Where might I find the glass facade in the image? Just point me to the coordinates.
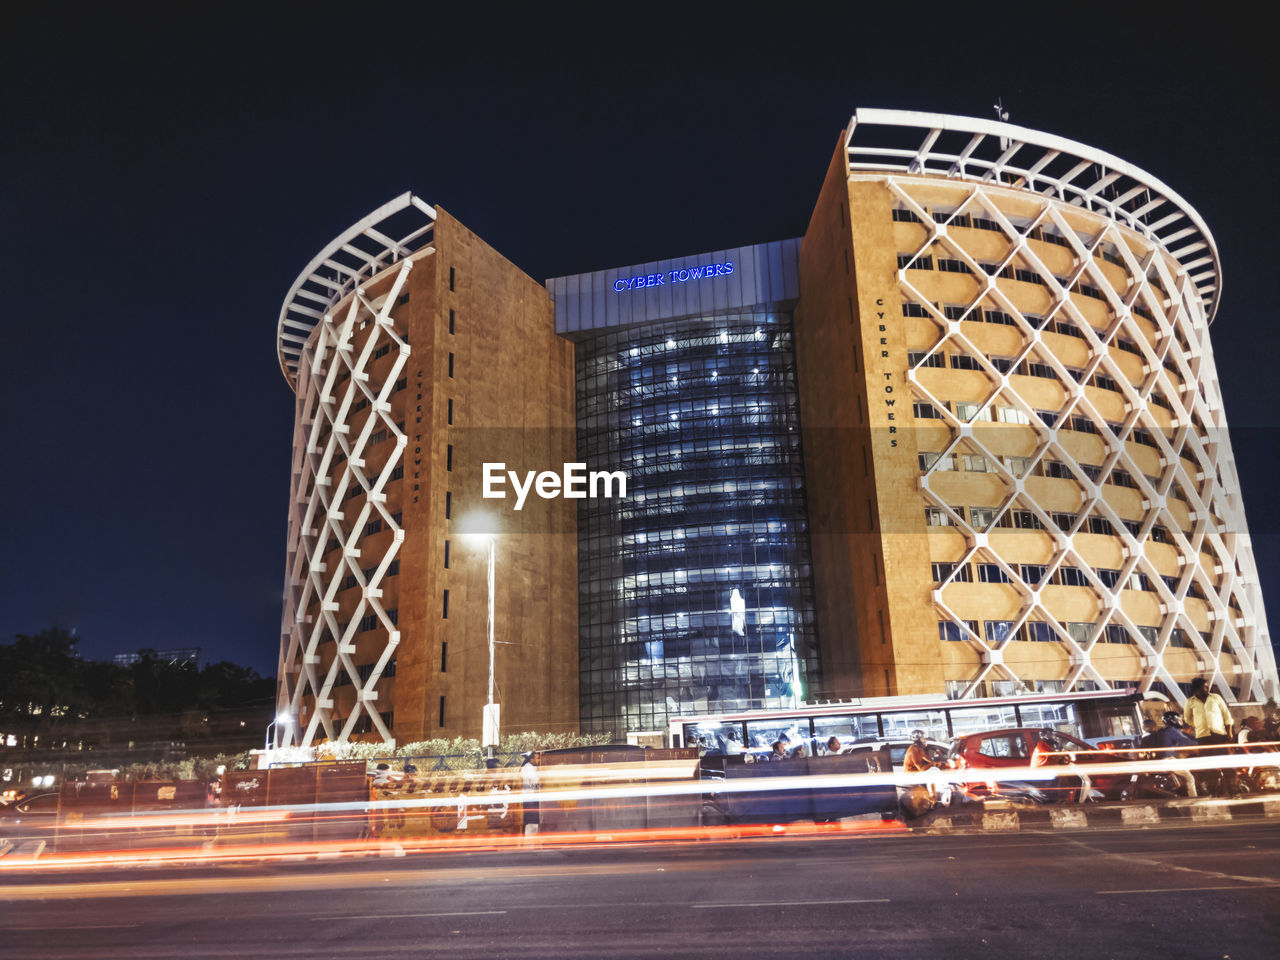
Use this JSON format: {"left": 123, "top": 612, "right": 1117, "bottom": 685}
{"left": 575, "top": 309, "right": 819, "bottom": 736}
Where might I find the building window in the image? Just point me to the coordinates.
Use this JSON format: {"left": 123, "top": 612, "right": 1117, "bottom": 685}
{"left": 902, "top": 302, "right": 930, "bottom": 318}
{"left": 984, "top": 621, "right": 1014, "bottom": 645}
{"left": 925, "top": 506, "right": 958, "bottom": 526}
{"left": 932, "top": 562, "right": 972, "bottom": 583}
{"left": 441, "top": 641, "right": 448, "bottom": 672}
{"left": 445, "top": 491, "right": 452, "bottom": 519}
{"left": 950, "top": 354, "right": 982, "bottom": 371}
{"left": 984, "top": 309, "right": 1016, "bottom": 326}
{"left": 1003, "top": 456, "right": 1032, "bottom": 477}
{"left": 1054, "top": 567, "right": 1089, "bottom": 587}
{"left": 1020, "top": 621, "right": 1054, "bottom": 642}
{"left": 447, "top": 398, "right": 454, "bottom": 424}
{"left": 448, "top": 353, "right": 454, "bottom": 377}
{"left": 442, "top": 589, "right": 450, "bottom": 619}
{"left": 449, "top": 266, "right": 455, "bottom": 291}
{"left": 913, "top": 401, "right": 942, "bottom": 419}
{"left": 373, "top": 343, "right": 390, "bottom": 360}
{"left": 1109, "top": 469, "right": 1137, "bottom": 489}
{"left": 443, "top": 539, "right": 451, "bottom": 568}
{"left": 996, "top": 510, "right": 1042, "bottom": 530}
{"left": 446, "top": 444, "right": 453, "bottom": 471}
{"left": 449, "top": 308, "right": 455, "bottom": 334}
{"left": 439, "top": 696, "right": 447, "bottom": 727}
{"left": 396, "top": 293, "right": 410, "bottom": 306}
{"left": 1085, "top": 516, "right": 1113, "bottom": 535}
{"left": 908, "top": 351, "right": 945, "bottom": 368}
{"left": 939, "top": 620, "right": 978, "bottom": 642}
{"left": 1104, "top": 625, "right": 1130, "bottom": 644}
{"left": 388, "top": 465, "right": 404, "bottom": 482}
{"left": 897, "top": 253, "right": 933, "bottom": 270}
{"left": 1021, "top": 564, "right": 1048, "bottom": 585}
{"left": 995, "top": 406, "right": 1029, "bottom": 425}
{"left": 357, "top": 610, "right": 397, "bottom": 633}
{"left": 953, "top": 402, "right": 989, "bottom": 422}
{"left": 968, "top": 507, "right": 995, "bottom": 530}
{"left": 976, "top": 563, "right": 1010, "bottom": 583}
{"left": 918, "top": 451, "right": 956, "bottom": 472}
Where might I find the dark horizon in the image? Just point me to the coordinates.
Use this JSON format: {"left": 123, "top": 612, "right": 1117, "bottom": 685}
{"left": 2, "top": 5, "right": 1275, "bottom": 679}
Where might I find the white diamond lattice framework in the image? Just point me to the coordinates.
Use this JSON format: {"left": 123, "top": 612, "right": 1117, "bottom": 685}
{"left": 277, "top": 194, "right": 436, "bottom": 746}
{"left": 869, "top": 165, "right": 1274, "bottom": 705}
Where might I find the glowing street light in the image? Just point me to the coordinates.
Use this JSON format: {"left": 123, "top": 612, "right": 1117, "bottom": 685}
{"left": 265, "top": 713, "right": 293, "bottom": 751}
{"left": 459, "top": 511, "right": 500, "bottom": 763}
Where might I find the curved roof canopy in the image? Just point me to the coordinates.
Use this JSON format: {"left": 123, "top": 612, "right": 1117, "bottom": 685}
{"left": 845, "top": 108, "right": 1221, "bottom": 323}
{"left": 277, "top": 192, "right": 436, "bottom": 387}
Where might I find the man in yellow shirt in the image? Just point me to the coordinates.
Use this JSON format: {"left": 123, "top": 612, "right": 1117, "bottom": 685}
{"left": 1183, "top": 677, "right": 1236, "bottom": 796}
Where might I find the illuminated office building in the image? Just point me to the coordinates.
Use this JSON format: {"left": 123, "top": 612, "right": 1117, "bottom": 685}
{"left": 550, "top": 243, "right": 820, "bottom": 734}
{"left": 789, "top": 109, "right": 1275, "bottom": 708}
{"left": 275, "top": 110, "right": 1277, "bottom": 744}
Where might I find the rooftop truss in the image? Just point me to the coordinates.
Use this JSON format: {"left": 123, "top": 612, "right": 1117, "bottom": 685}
{"left": 845, "top": 109, "right": 1222, "bottom": 323}
{"left": 277, "top": 192, "right": 435, "bottom": 388}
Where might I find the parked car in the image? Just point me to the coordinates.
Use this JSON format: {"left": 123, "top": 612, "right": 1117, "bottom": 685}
{"left": 950, "top": 728, "right": 1129, "bottom": 801}
{"left": 0, "top": 791, "right": 60, "bottom": 823}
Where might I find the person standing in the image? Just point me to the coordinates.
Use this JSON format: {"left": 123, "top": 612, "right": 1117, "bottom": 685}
{"left": 1184, "top": 677, "right": 1235, "bottom": 796}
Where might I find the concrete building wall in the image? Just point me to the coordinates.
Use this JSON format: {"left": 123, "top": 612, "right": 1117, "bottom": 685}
{"left": 794, "top": 142, "right": 943, "bottom": 700}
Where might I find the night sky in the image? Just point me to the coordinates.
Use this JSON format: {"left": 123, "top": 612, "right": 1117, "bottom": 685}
{"left": 2, "top": 6, "right": 1275, "bottom": 678}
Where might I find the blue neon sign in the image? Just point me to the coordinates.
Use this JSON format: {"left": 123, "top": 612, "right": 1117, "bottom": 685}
{"left": 613, "top": 260, "right": 734, "bottom": 293}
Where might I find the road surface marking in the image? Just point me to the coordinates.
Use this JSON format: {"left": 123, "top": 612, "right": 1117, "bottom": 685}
{"left": 693, "top": 898, "right": 889, "bottom": 908}
{"left": 316, "top": 911, "right": 507, "bottom": 920}
{"left": 1098, "top": 884, "right": 1280, "bottom": 894}
{"left": 9, "top": 923, "right": 143, "bottom": 930}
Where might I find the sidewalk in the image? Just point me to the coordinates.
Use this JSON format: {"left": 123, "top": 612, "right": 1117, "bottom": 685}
{"left": 914, "top": 795, "right": 1280, "bottom": 834}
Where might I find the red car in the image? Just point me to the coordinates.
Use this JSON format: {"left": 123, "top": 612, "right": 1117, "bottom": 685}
{"left": 950, "top": 728, "right": 1128, "bottom": 801}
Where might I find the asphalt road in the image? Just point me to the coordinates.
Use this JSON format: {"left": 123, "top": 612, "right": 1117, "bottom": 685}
{"left": 2, "top": 819, "right": 1278, "bottom": 959}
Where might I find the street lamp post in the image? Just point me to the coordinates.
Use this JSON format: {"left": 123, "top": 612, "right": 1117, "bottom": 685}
{"left": 461, "top": 512, "right": 500, "bottom": 765}
{"left": 483, "top": 530, "right": 498, "bottom": 765}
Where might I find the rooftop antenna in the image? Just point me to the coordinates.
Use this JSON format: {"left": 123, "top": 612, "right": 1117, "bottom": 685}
{"left": 993, "top": 98, "right": 1010, "bottom": 151}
